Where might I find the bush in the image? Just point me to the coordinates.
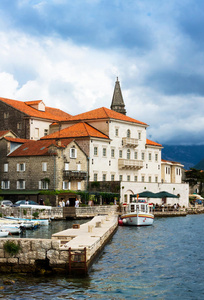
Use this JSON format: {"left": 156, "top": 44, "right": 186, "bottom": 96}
{"left": 4, "top": 241, "right": 21, "bottom": 256}
{"left": 32, "top": 212, "right": 39, "bottom": 219}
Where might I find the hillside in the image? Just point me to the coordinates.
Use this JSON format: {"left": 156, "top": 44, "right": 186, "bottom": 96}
{"left": 162, "top": 145, "right": 204, "bottom": 170}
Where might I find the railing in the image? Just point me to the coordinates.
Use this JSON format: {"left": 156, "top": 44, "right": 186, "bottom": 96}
{"left": 118, "top": 159, "right": 144, "bottom": 170}
{"left": 122, "top": 137, "right": 139, "bottom": 147}
{"left": 63, "top": 170, "right": 87, "bottom": 180}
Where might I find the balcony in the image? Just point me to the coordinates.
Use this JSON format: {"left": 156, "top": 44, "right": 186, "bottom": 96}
{"left": 122, "top": 137, "right": 139, "bottom": 147}
{"left": 63, "top": 170, "right": 87, "bottom": 180}
{"left": 118, "top": 159, "right": 144, "bottom": 170}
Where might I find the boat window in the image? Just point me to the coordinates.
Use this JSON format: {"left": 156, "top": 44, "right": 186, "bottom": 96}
{"left": 141, "top": 205, "right": 145, "bottom": 212}
{"left": 131, "top": 205, "right": 135, "bottom": 212}
{"left": 136, "top": 205, "right": 139, "bottom": 211}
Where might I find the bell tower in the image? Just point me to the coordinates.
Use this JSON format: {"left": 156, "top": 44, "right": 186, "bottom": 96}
{"left": 110, "top": 77, "right": 126, "bottom": 115}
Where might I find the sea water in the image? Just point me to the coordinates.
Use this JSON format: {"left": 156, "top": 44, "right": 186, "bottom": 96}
{"left": 0, "top": 214, "right": 204, "bottom": 299}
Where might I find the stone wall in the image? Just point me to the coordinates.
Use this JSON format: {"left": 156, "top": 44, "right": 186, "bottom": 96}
{"left": 0, "top": 238, "right": 68, "bottom": 274}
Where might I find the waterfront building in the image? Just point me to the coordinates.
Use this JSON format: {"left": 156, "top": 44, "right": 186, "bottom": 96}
{"left": 0, "top": 98, "right": 71, "bottom": 140}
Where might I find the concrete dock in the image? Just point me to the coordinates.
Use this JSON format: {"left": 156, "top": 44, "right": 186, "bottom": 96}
{"left": 0, "top": 214, "right": 118, "bottom": 275}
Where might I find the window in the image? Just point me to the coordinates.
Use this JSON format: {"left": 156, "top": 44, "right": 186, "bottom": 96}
{"left": 119, "top": 150, "right": 123, "bottom": 158}
{"left": 63, "top": 181, "right": 70, "bottom": 190}
{"left": 44, "top": 129, "right": 48, "bottom": 136}
{"left": 35, "top": 128, "right": 39, "bottom": 138}
{"left": 77, "top": 164, "right": 81, "bottom": 171}
{"left": 115, "top": 128, "right": 119, "bottom": 136}
{"left": 77, "top": 182, "right": 81, "bottom": 190}
{"left": 119, "top": 175, "right": 123, "bottom": 181}
{"left": 127, "top": 129, "right": 131, "bottom": 138}
{"left": 65, "top": 163, "right": 69, "bottom": 170}
{"left": 70, "top": 147, "right": 77, "bottom": 158}
{"left": 39, "top": 180, "right": 48, "bottom": 190}
{"left": 155, "top": 176, "right": 158, "bottom": 183}
{"left": 94, "top": 173, "right": 98, "bottom": 181}
{"left": 158, "top": 165, "right": 160, "bottom": 170}
{"left": 141, "top": 176, "right": 145, "bottom": 182}
{"left": 42, "top": 162, "right": 47, "bottom": 172}
{"left": 127, "top": 175, "right": 130, "bottom": 181}
{"left": 146, "top": 164, "right": 148, "bottom": 169}
{"left": 166, "top": 167, "right": 170, "bottom": 174}
{"left": 4, "top": 112, "right": 9, "bottom": 119}
{"left": 1, "top": 180, "right": 10, "bottom": 189}
{"left": 134, "top": 176, "right": 137, "bottom": 182}
{"left": 138, "top": 132, "right": 141, "bottom": 139}
{"left": 17, "top": 180, "right": 25, "bottom": 189}
{"left": 17, "top": 163, "right": 25, "bottom": 172}
{"left": 111, "top": 149, "right": 115, "bottom": 158}
{"left": 148, "top": 176, "right": 151, "bottom": 182}
{"left": 103, "top": 148, "right": 107, "bottom": 157}
{"left": 127, "top": 149, "right": 131, "bottom": 159}
{"left": 94, "top": 147, "right": 98, "bottom": 156}
{"left": 149, "top": 153, "right": 152, "bottom": 161}
{"left": 141, "top": 153, "right": 145, "bottom": 160}
{"left": 102, "top": 174, "right": 106, "bottom": 181}
{"left": 4, "top": 163, "right": 8, "bottom": 172}
{"left": 134, "top": 152, "right": 138, "bottom": 159}
{"left": 111, "top": 174, "right": 115, "bottom": 181}
{"left": 155, "top": 153, "right": 158, "bottom": 162}
{"left": 17, "top": 122, "right": 22, "bottom": 130}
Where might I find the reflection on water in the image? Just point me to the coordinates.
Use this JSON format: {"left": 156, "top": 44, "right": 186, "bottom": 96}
{"left": 0, "top": 215, "right": 204, "bottom": 299}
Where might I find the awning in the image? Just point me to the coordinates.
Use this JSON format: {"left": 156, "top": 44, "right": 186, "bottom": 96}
{"left": 131, "top": 191, "right": 158, "bottom": 198}
{"left": 154, "top": 191, "right": 179, "bottom": 198}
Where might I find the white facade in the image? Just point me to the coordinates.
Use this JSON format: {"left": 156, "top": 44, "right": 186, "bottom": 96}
{"left": 30, "top": 119, "right": 51, "bottom": 140}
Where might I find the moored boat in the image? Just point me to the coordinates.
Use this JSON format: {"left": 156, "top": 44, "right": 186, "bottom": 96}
{"left": 119, "top": 200, "right": 154, "bottom": 226}
{"left": 0, "top": 230, "right": 9, "bottom": 237}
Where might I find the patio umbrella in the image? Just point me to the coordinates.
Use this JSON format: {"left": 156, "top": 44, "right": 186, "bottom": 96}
{"left": 154, "top": 191, "right": 179, "bottom": 198}
{"left": 131, "top": 191, "right": 157, "bottom": 198}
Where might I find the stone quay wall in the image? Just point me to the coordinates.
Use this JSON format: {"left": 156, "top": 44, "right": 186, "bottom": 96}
{"left": 0, "top": 238, "right": 67, "bottom": 274}
{"left": 0, "top": 205, "right": 119, "bottom": 220}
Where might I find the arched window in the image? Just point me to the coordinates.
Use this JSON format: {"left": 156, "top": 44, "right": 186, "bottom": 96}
{"left": 127, "top": 129, "right": 131, "bottom": 138}
{"left": 127, "top": 149, "right": 131, "bottom": 159}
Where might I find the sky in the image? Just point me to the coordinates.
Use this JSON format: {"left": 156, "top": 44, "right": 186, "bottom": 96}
{"left": 0, "top": 0, "right": 204, "bottom": 145}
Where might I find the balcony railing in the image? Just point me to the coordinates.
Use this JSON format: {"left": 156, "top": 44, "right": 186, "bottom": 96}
{"left": 122, "top": 137, "right": 139, "bottom": 147}
{"left": 63, "top": 170, "right": 87, "bottom": 180}
{"left": 118, "top": 159, "right": 144, "bottom": 170}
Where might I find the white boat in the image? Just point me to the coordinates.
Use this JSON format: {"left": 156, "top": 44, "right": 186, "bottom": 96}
{"left": 0, "top": 224, "right": 21, "bottom": 234}
{"left": 5, "top": 216, "right": 49, "bottom": 226}
{"left": 0, "top": 230, "right": 9, "bottom": 237}
{"left": 119, "top": 200, "right": 154, "bottom": 226}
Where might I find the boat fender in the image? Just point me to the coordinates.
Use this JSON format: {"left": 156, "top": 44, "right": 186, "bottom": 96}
{"left": 123, "top": 218, "right": 127, "bottom": 224}
{"left": 118, "top": 219, "right": 123, "bottom": 226}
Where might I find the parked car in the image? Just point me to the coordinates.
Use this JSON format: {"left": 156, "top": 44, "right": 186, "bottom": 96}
{"left": 12, "top": 200, "right": 38, "bottom": 207}
{"left": 0, "top": 200, "right": 13, "bottom": 207}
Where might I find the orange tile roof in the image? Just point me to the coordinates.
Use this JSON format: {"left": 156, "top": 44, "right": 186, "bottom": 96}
{"left": 41, "top": 122, "right": 110, "bottom": 140}
{"left": 146, "top": 139, "right": 162, "bottom": 147}
{"left": 63, "top": 107, "right": 148, "bottom": 126}
{"left": 0, "top": 130, "right": 11, "bottom": 137}
{"left": 4, "top": 137, "right": 30, "bottom": 143}
{"left": 8, "top": 139, "right": 74, "bottom": 157}
{"left": 0, "top": 97, "right": 71, "bottom": 121}
{"left": 161, "top": 159, "right": 183, "bottom": 166}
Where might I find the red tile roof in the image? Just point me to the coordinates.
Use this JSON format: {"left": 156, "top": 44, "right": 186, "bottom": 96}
{"left": 41, "top": 122, "right": 110, "bottom": 140}
{"left": 8, "top": 139, "right": 74, "bottom": 157}
{"left": 63, "top": 107, "right": 148, "bottom": 126}
{"left": 161, "top": 159, "right": 183, "bottom": 166}
{"left": 0, "top": 130, "right": 11, "bottom": 137}
{"left": 146, "top": 139, "right": 162, "bottom": 147}
{"left": 0, "top": 97, "right": 71, "bottom": 121}
{"left": 4, "top": 137, "right": 30, "bottom": 143}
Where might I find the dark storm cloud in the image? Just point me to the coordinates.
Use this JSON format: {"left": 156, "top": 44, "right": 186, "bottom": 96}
{"left": 145, "top": 71, "right": 204, "bottom": 96}
{"left": 0, "top": 0, "right": 153, "bottom": 50}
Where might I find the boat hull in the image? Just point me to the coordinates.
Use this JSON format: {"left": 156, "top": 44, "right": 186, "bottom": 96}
{"left": 121, "top": 213, "right": 154, "bottom": 226}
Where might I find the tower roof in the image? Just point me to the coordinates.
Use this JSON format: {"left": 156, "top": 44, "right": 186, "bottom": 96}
{"left": 110, "top": 77, "right": 126, "bottom": 115}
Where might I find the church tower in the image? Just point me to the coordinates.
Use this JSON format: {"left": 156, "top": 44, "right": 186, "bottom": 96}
{"left": 110, "top": 77, "right": 126, "bottom": 115}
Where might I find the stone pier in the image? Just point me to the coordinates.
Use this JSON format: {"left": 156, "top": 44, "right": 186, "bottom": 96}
{"left": 0, "top": 214, "right": 118, "bottom": 275}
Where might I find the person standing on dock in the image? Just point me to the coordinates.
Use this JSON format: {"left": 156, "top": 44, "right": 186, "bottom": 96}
{"left": 75, "top": 199, "right": 79, "bottom": 208}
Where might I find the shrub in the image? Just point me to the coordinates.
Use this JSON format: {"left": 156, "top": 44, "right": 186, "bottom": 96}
{"left": 4, "top": 241, "right": 21, "bottom": 256}
{"left": 32, "top": 212, "right": 39, "bottom": 219}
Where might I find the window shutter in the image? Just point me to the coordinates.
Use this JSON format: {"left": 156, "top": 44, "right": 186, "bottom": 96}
{"left": 77, "top": 182, "right": 81, "bottom": 190}
{"left": 68, "top": 182, "right": 71, "bottom": 189}
{"left": 39, "top": 181, "right": 42, "bottom": 189}
{"left": 23, "top": 163, "right": 26, "bottom": 171}
{"left": 1, "top": 181, "right": 3, "bottom": 189}
{"left": 8, "top": 181, "right": 10, "bottom": 189}
{"left": 23, "top": 181, "right": 25, "bottom": 189}
{"left": 17, "top": 181, "right": 19, "bottom": 189}
{"left": 17, "top": 164, "right": 19, "bottom": 172}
